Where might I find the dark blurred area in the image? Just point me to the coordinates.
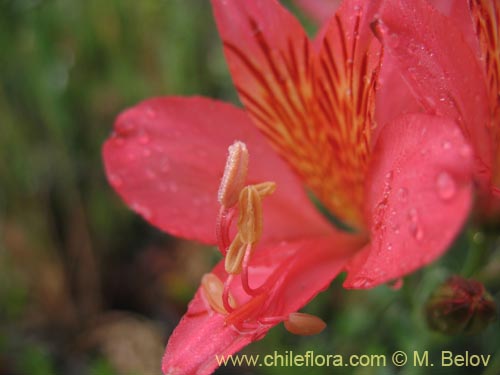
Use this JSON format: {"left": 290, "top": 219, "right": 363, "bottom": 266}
{"left": 0, "top": 1, "right": 226, "bottom": 374}
{"left": 0, "top": 1, "right": 499, "bottom": 375}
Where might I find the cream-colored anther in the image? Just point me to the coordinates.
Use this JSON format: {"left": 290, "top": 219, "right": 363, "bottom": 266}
{"left": 201, "top": 273, "right": 236, "bottom": 314}
{"left": 284, "top": 312, "right": 327, "bottom": 336}
{"left": 224, "top": 234, "right": 250, "bottom": 275}
{"left": 253, "top": 181, "right": 277, "bottom": 198}
{"left": 237, "top": 185, "right": 263, "bottom": 244}
{"left": 218, "top": 141, "right": 249, "bottom": 208}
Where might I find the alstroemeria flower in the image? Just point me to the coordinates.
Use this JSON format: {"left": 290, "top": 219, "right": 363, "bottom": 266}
{"left": 103, "top": 0, "right": 474, "bottom": 374}
{"left": 377, "top": 0, "right": 500, "bottom": 219}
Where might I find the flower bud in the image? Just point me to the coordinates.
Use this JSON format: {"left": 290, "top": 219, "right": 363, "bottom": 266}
{"left": 425, "top": 276, "right": 497, "bottom": 335}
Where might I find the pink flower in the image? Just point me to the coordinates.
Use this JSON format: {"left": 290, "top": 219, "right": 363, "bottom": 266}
{"left": 377, "top": 0, "right": 500, "bottom": 219}
{"left": 103, "top": 0, "right": 474, "bottom": 374}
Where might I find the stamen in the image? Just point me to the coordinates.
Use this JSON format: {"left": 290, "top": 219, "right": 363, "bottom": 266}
{"left": 241, "top": 242, "right": 262, "bottom": 296}
{"left": 201, "top": 273, "right": 236, "bottom": 314}
{"left": 225, "top": 292, "right": 268, "bottom": 327}
{"left": 218, "top": 141, "right": 249, "bottom": 208}
{"left": 253, "top": 181, "right": 277, "bottom": 197}
{"left": 222, "top": 274, "right": 236, "bottom": 314}
{"left": 237, "top": 185, "right": 263, "bottom": 244}
{"left": 225, "top": 234, "right": 248, "bottom": 275}
{"left": 284, "top": 312, "right": 327, "bottom": 336}
{"left": 216, "top": 206, "right": 235, "bottom": 255}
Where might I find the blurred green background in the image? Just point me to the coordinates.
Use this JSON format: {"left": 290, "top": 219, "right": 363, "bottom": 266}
{"left": 0, "top": 1, "right": 498, "bottom": 374}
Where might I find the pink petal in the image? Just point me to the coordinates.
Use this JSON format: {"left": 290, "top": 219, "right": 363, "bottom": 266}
{"left": 103, "top": 97, "right": 332, "bottom": 244}
{"left": 212, "top": 0, "right": 343, "bottom": 222}
{"left": 379, "top": 0, "right": 493, "bottom": 179}
{"left": 309, "top": 0, "right": 383, "bottom": 226}
{"left": 293, "top": 0, "right": 341, "bottom": 24}
{"left": 163, "top": 233, "right": 361, "bottom": 375}
{"left": 344, "top": 114, "right": 473, "bottom": 288}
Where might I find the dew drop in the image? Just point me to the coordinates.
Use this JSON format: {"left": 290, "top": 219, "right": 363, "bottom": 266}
{"left": 145, "top": 106, "right": 157, "bottom": 118}
{"left": 388, "top": 278, "right": 403, "bottom": 290}
{"left": 109, "top": 174, "right": 123, "bottom": 187}
{"left": 460, "top": 145, "right": 472, "bottom": 158}
{"left": 386, "top": 242, "right": 393, "bottom": 251}
{"left": 138, "top": 133, "right": 150, "bottom": 145}
{"left": 169, "top": 182, "right": 179, "bottom": 193}
{"left": 409, "top": 222, "right": 424, "bottom": 241}
{"left": 113, "top": 137, "right": 125, "bottom": 146}
{"left": 131, "top": 202, "right": 152, "bottom": 220}
{"left": 351, "top": 278, "right": 372, "bottom": 289}
{"left": 436, "top": 171, "right": 456, "bottom": 201}
{"left": 145, "top": 168, "right": 156, "bottom": 179}
{"left": 407, "top": 208, "right": 418, "bottom": 223}
{"left": 115, "top": 120, "right": 136, "bottom": 136}
{"left": 388, "top": 33, "right": 400, "bottom": 48}
{"left": 159, "top": 157, "right": 171, "bottom": 173}
{"left": 397, "top": 187, "right": 408, "bottom": 202}
{"left": 442, "top": 140, "right": 451, "bottom": 150}
{"left": 143, "top": 149, "right": 152, "bottom": 157}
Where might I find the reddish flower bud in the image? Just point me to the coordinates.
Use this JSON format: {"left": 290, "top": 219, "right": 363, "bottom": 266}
{"left": 425, "top": 276, "right": 497, "bottom": 335}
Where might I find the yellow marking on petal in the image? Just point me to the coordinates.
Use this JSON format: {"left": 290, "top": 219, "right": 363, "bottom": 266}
{"left": 224, "top": 11, "right": 378, "bottom": 230}
{"left": 284, "top": 312, "right": 327, "bottom": 336}
{"left": 218, "top": 141, "right": 249, "bottom": 208}
{"left": 237, "top": 185, "right": 264, "bottom": 244}
{"left": 201, "top": 273, "right": 236, "bottom": 314}
{"left": 470, "top": 0, "right": 500, "bottom": 186}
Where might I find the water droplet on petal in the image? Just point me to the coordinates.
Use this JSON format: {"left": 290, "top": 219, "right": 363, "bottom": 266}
{"left": 408, "top": 208, "right": 418, "bottom": 223}
{"left": 436, "top": 171, "right": 456, "bottom": 201}
{"left": 145, "top": 106, "right": 157, "bottom": 118}
{"left": 460, "top": 145, "right": 472, "bottom": 158}
{"left": 115, "top": 120, "right": 136, "bottom": 136}
{"left": 143, "top": 149, "right": 152, "bottom": 157}
{"left": 410, "top": 222, "right": 424, "bottom": 241}
{"left": 169, "top": 182, "right": 179, "bottom": 193}
{"left": 397, "top": 187, "right": 408, "bottom": 202}
{"left": 113, "top": 137, "right": 125, "bottom": 146}
{"left": 138, "top": 133, "right": 150, "bottom": 144}
{"left": 109, "top": 174, "right": 123, "bottom": 187}
{"left": 442, "top": 140, "right": 451, "bottom": 150}
{"left": 386, "top": 242, "right": 393, "bottom": 251}
{"left": 351, "top": 278, "right": 372, "bottom": 289}
{"left": 159, "top": 157, "right": 171, "bottom": 173}
{"left": 388, "top": 33, "right": 400, "bottom": 48}
{"left": 131, "top": 202, "right": 152, "bottom": 220}
{"left": 388, "top": 278, "right": 404, "bottom": 290}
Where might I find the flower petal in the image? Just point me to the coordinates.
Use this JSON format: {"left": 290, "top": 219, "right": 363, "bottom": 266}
{"left": 162, "top": 233, "right": 361, "bottom": 375}
{"left": 344, "top": 114, "right": 473, "bottom": 288}
{"left": 379, "top": 0, "right": 493, "bottom": 179}
{"left": 103, "top": 97, "right": 332, "bottom": 244}
{"left": 312, "top": 0, "right": 382, "bottom": 227}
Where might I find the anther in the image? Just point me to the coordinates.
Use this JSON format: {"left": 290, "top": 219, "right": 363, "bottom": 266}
{"left": 201, "top": 273, "right": 236, "bottom": 314}
{"left": 284, "top": 312, "right": 327, "bottom": 336}
{"left": 237, "top": 185, "right": 263, "bottom": 244}
{"left": 218, "top": 141, "right": 249, "bottom": 208}
{"left": 225, "top": 234, "right": 251, "bottom": 275}
{"left": 253, "top": 181, "right": 277, "bottom": 198}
